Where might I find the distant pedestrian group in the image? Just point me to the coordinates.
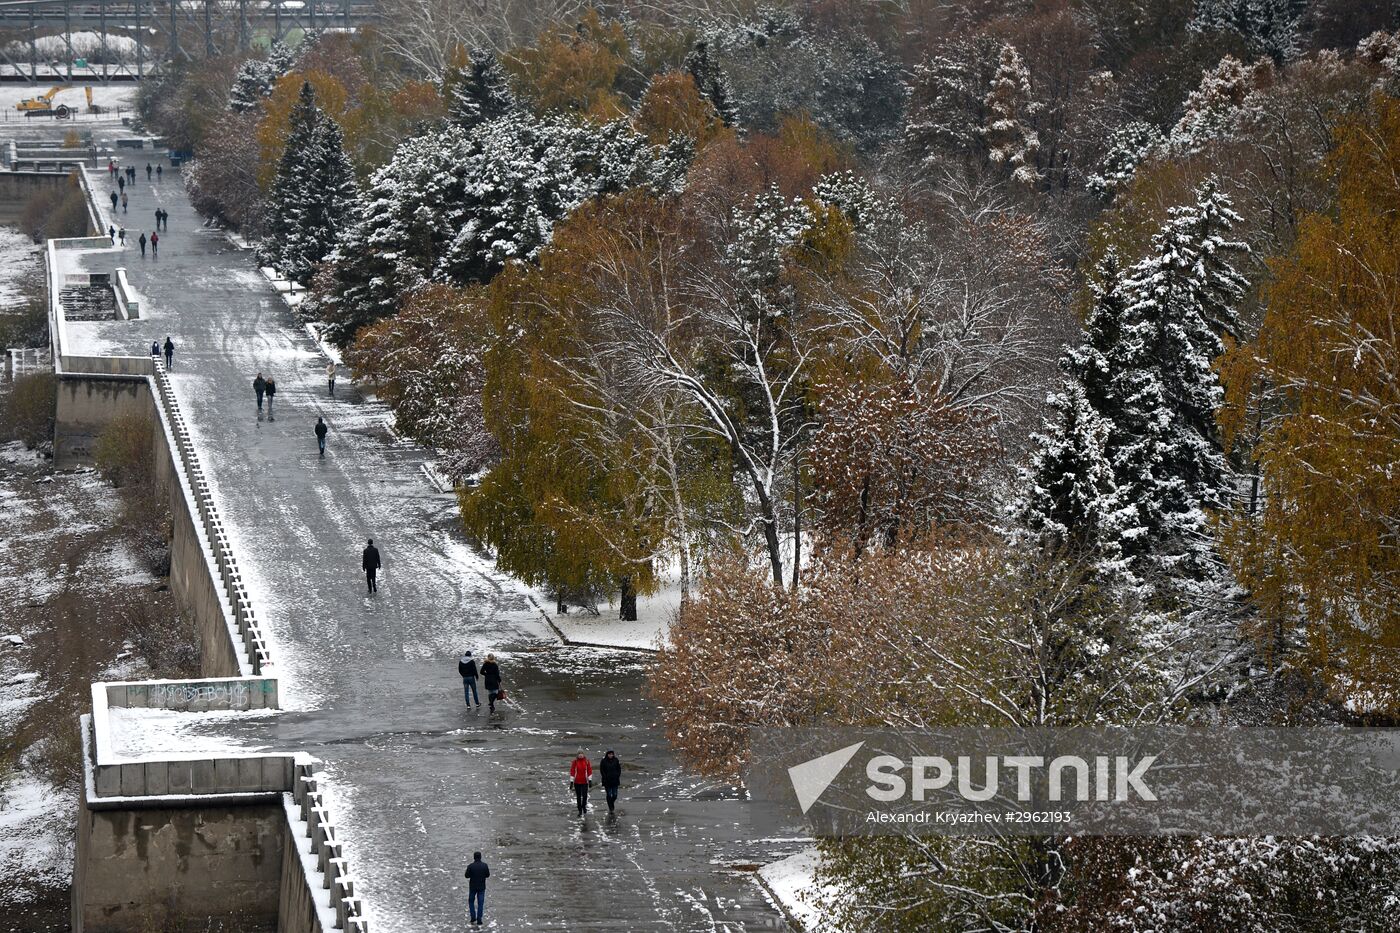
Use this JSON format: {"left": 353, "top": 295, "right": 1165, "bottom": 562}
{"left": 253, "top": 371, "right": 276, "bottom": 417}
{"left": 155, "top": 208, "right": 168, "bottom": 231}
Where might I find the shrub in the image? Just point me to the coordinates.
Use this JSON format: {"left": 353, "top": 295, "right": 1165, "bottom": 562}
{"left": 0, "top": 372, "right": 55, "bottom": 448}
{"left": 19, "top": 172, "right": 91, "bottom": 241}
{"left": 93, "top": 413, "right": 155, "bottom": 488}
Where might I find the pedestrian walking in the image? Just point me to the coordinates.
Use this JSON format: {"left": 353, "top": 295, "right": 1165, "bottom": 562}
{"left": 154, "top": 208, "right": 161, "bottom": 230}
{"left": 163, "top": 337, "right": 174, "bottom": 369}
{"left": 458, "top": 651, "right": 479, "bottom": 709}
{"left": 127, "top": 166, "right": 135, "bottom": 184}
{"left": 254, "top": 372, "right": 266, "bottom": 411}
{"left": 110, "top": 190, "right": 118, "bottom": 211}
{"left": 145, "top": 163, "right": 152, "bottom": 181}
{"left": 108, "top": 224, "right": 116, "bottom": 243}
{"left": 150, "top": 340, "right": 160, "bottom": 360}
{"left": 151, "top": 231, "right": 159, "bottom": 257}
{"left": 570, "top": 751, "right": 593, "bottom": 817}
{"left": 481, "top": 654, "right": 501, "bottom": 713}
{"left": 118, "top": 175, "right": 125, "bottom": 193}
{"left": 161, "top": 209, "right": 169, "bottom": 231}
{"left": 600, "top": 749, "right": 622, "bottom": 813}
{"left": 264, "top": 376, "right": 276, "bottom": 418}
{"left": 138, "top": 232, "right": 147, "bottom": 257}
{"left": 107, "top": 159, "right": 116, "bottom": 179}
{"left": 118, "top": 227, "right": 126, "bottom": 246}
{"left": 326, "top": 361, "right": 337, "bottom": 395}
{"left": 121, "top": 191, "right": 128, "bottom": 213}
{"left": 362, "top": 538, "right": 381, "bottom": 594}
{"left": 156, "top": 164, "right": 163, "bottom": 181}
{"left": 314, "top": 416, "right": 328, "bottom": 458}
{"left": 464, "top": 852, "right": 489, "bottom": 926}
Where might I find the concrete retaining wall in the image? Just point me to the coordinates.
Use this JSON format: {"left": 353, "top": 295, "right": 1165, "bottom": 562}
{"left": 114, "top": 268, "right": 139, "bottom": 319}
{"left": 0, "top": 168, "right": 71, "bottom": 223}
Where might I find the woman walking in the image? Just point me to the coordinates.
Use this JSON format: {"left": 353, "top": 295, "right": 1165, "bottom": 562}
{"left": 481, "top": 654, "right": 501, "bottom": 713}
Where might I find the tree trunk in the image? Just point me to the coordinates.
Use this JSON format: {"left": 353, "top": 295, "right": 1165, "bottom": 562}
{"left": 791, "top": 454, "right": 802, "bottom": 590}
{"left": 619, "top": 577, "right": 638, "bottom": 622}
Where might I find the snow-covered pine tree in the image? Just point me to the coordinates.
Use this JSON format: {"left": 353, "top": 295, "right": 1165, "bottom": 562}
{"left": 1115, "top": 181, "right": 1249, "bottom": 582}
{"left": 444, "top": 48, "right": 514, "bottom": 131}
{"left": 1190, "top": 0, "right": 1299, "bottom": 64}
{"left": 1017, "top": 251, "right": 1137, "bottom": 573}
{"left": 228, "top": 41, "right": 298, "bottom": 113}
{"left": 259, "top": 81, "right": 358, "bottom": 285}
{"left": 684, "top": 40, "right": 739, "bottom": 126}
{"left": 1087, "top": 121, "right": 1165, "bottom": 200}
{"left": 903, "top": 35, "right": 1001, "bottom": 170}
{"left": 983, "top": 43, "right": 1042, "bottom": 186}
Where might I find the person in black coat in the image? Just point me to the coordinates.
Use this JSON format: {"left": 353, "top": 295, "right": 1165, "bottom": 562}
{"left": 264, "top": 377, "right": 277, "bottom": 418}
{"left": 599, "top": 750, "right": 622, "bottom": 813}
{"left": 253, "top": 372, "right": 266, "bottom": 411}
{"left": 464, "top": 852, "right": 490, "bottom": 925}
{"left": 362, "top": 538, "right": 381, "bottom": 594}
{"left": 458, "top": 651, "right": 479, "bottom": 708}
{"left": 480, "top": 654, "right": 501, "bottom": 712}
{"left": 163, "top": 337, "right": 174, "bottom": 369}
{"left": 314, "top": 416, "right": 328, "bottom": 458}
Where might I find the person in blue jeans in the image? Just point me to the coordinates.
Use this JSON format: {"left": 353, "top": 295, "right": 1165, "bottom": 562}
{"left": 458, "top": 651, "right": 479, "bottom": 708}
{"left": 465, "top": 852, "right": 489, "bottom": 925}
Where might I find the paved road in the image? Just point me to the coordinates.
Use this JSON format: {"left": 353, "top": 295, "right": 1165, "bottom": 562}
{"left": 67, "top": 140, "right": 796, "bottom": 932}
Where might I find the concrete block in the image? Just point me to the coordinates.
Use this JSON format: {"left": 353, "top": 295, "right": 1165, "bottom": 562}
{"left": 238, "top": 757, "right": 264, "bottom": 791}
{"left": 126, "top": 683, "right": 148, "bottom": 708}
{"left": 94, "top": 763, "right": 120, "bottom": 797}
{"left": 105, "top": 684, "right": 129, "bottom": 708}
{"left": 119, "top": 763, "right": 146, "bottom": 796}
{"left": 214, "top": 758, "right": 240, "bottom": 794}
{"left": 191, "top": 758, "right": 217, "bottom": 793}
{"left": 145, "top": 761, "right": 169, "bottom": 796}
{"left": 167, "top": 760, "right": 192, "bottom": 794}
{"left": 260, "top": 756, "right": 284, "bottom": 789}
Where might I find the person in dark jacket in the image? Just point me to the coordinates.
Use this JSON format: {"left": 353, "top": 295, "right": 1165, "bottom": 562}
{"left": 146, "top": 163, "right": 153, "bottom": 181}
{"left": 150, "top": 340, "right": 159, "bottom": 359}
{"left": 138, "top": 232, "right": 146, "bottom": 257}
{"left": 458, "top": 651, "right": 479, "bottom": 708}
{"left": 108, "top": 224, "right": 116, "bottom": 243}
{"left": 362, "top": 538, "right": 381, "bottom": 594}
{"left": 254, "top": 372, "right": 266, "bottom": 411}
{"left": 110, "top": 190, "right": 118, "bottom": 212}
{"left": 264, "top": 377, "right": 277, "bottom": 418}
{"left": 117, "top": 174, "right": 125, "bottom": 193}
{"left": 464, "top": 851, "right": 489, "bottom": 925}
{"left": 157, "top": 164, "right": 163, "bottom": 181}
{"left": 480, "top": 654, "right": 501, "bottom": 713}
{"left": 163, "top": 337, "right": 174, "bottom": 369}
{"left": 599, "top": 750, "right": 622, "bottom": 813}
{"left": 570, "top": 751, "right": 593, "bottom": 816}
{"left": 314, "top": 417, "right": 328, "bottom": 458}
{"left": 150, "top": 231, "right": 158, "bottom": 257}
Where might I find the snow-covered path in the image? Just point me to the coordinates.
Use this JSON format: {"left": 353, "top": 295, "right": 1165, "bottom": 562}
{"left": 65, "top": 147, "right": 795, "bottom": 932}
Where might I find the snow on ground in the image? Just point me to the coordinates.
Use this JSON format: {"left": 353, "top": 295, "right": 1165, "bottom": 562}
{"left": 106, "top": 707, "right": 279, "bottom": 759}
{"left": 0, "top": 227, "right": 40, "bottom": 309}
{"left": 757, "top": 846, "right": 827, "bottom": 932}
{"left": 528, "top": 566, "right": 683, "bottom": 652}
{"left": 0, "top": 772, "right": 76, "bottom": 902}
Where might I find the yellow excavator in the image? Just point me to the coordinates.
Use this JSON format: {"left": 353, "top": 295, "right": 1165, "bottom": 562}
{"left": 16, "top": 84, "right": 73, "bottom": 118}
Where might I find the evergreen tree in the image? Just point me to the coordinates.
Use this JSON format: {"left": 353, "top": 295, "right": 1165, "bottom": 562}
{"left": 444, "top": 48, "right": 515, "bottom": 131}
{"left": 1087, "top": 121, "right": 1165, "bottom": 200}
{"left": 259, "top": 82, "right": 358, "bottom": 285}
{"left": 684, "top": 40, "right": 739, "bottom": 127}
{"left": 983, "top": 43, "right": 1041, "bottom": 186}
{"left": 228, "top": 41, "right": 297, "bottom": 113}
{"left": 1115, "top": 181, "right": 1249, "bottom": 581}
{"left": 1190, "top": 0, "right": 1299, "bottom": 64}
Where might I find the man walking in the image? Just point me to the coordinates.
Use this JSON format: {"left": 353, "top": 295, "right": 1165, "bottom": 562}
{"left": 254, "top": 372, "right": 266, "bottom": 411}
{"left": 108, "top": 224, "right": 116, "bottom": 243}
{"left": 138, "top": 232, "right": 146, "bottom": 257}
{"left": 314, "top": 417, "right": 328, "bottom": 458}
{"left": 265, "top": 376, "right": 277, "bottom": 418}
{"left": 150, "top": 231, "right": 159, "bottom": 257}
{"left": 464, "top": 852, "right": 489, "bottom": 925}
{"left": 362, "top": 538, "right": 381, "bottom": 594}
{"left": 156, "top": 164, "right": 163, "bottom": 182}
{"left": 458, "top": 651, "right": 479, "bottom": 709}
{"left": 570, "top": 751, "right": 593, "bottom": 817}
{"left": 110, "top": 190, "right": 118, "bottom": 212}
{"left": 163, "top": 336, "right": 174, "bottom": 369}
{"left": 145, "top": 163, "right": 153, "bottom": 181}
{"left": 600, "top": 749, "right": 622, "bottom": 813}
{"left": 117, "top": 174, "right": 125, "bottom": 193}
{"left": 154, "top": 208, "right": 161, "bottom": 231}
{"left": 326, "top": 361, "right": 337, "bottom": 395}
{"left": 119, "top": 227, "right": 126, "bottom": 246}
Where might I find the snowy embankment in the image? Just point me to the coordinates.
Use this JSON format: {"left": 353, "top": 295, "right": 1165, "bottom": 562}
{"left": 0, "top": 81, "right": 137, "bottom": 119}
{"left": 0, "top": 227, "right": 41, "bottom": 307}
{"left": 756, "top": 847, "right": 828, "bottom": 932}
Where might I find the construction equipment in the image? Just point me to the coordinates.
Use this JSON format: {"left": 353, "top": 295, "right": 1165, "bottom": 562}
{"left": 16, "top": 85, "right": 72, "bottom": 118}
{"left": 85, "top": 87, "right": 101, "bottom": 114}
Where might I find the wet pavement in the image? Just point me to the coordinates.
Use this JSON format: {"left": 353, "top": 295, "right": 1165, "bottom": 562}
{"left": 62, "top": 135, "right": 797, "bottom": 932}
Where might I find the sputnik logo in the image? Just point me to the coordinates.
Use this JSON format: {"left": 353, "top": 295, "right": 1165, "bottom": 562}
{"left": 788, "top": 741, "right": 865, "bottom": 814}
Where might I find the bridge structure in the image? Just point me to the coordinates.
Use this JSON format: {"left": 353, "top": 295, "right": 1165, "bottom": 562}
{"left": 0, "top": 0, "right": 378, "bottom": 81}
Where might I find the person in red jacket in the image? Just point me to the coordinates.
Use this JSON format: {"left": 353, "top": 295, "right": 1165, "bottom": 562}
{"left": 569, "top": 751, "right": 593, "bottom": 816}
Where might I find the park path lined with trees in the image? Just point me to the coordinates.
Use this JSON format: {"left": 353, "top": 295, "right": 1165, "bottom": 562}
{"left": 67, "top": 154, "right": 793, "bottom": 932}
